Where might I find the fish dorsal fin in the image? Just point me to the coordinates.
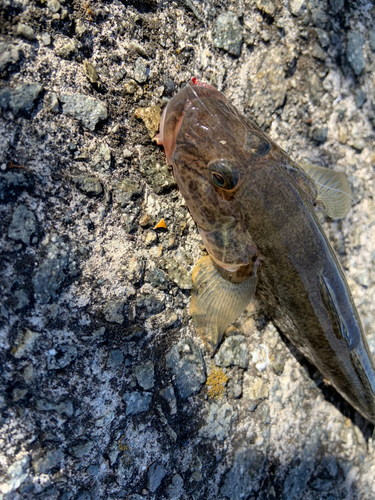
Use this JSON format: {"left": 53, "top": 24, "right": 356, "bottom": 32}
{"left": 299, "top": 163, "right": 353, "bottom": 219}
{"left": 190, "top": 256, "right": 257, "bottom": 355}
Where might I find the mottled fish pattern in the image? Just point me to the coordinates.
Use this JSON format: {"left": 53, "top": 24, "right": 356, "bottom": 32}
{"left": 157, "top": 80, "right": 375, "bottom": 424}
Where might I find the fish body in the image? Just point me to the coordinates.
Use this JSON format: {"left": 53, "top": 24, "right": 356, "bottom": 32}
{"left": 157, "top": 81, "right": 375, "bottom": 424}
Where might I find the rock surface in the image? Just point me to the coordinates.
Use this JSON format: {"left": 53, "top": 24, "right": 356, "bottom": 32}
{"left": 1, "top": 1, "right": 375, "bottom": 499}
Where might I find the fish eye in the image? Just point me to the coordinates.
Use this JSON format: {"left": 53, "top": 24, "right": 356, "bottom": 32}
{"left": 246, "top": 131, "right": 271, "bottom": 157}
{"left": 208, "top": 160, "right": 239, "bottom": 190}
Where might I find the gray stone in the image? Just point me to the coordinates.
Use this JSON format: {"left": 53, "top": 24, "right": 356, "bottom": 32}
{"left": 200, "top": 402, "right": 237, "bottom": 441}
{"left": 72, "top": 175, "right": 103, "bottom": 196}
{"left": 91, "top": 142, "right": 111, "bottom": 170}
{"left": 135, "top": 360, "right": 154, "bottom": 390}
{"left": 136, "top": 293, "right": 165, "bottom": 317}
{"left": 0, "top": 170, "right": 32, "bottom": 201}
{"left": 166, "top": 338, "right": 206, "bottom": 399}
{"left": 16, "top": 23, "right": 35, "bottom": 40}
{"left": 8, "top": 205, "right": 36, "bottom": 244}
{"left": 147, "top": 462, "right": 167, "bottom": 493}
{"left": 60, "top": 93, "right": 108, "bottom": 131}
{"left": 133, "top": 57, "right": 149, "bottom": 83}
{"left": 355, "top": 89, "right": 367, "bottom": 108}
{"left": 289, "top": 0, "right": 305, "bottom": 16}
{"left": 329, "top": 0, "right": 344, "bottom": 15}
{"left": 46, "top": 345, "right": 78, "bottom": 370}
{"left": 113, "top": 178, "right": 142, "bottom": 207}
{"left": 316, "top": 29, "right": 329, "bottom": 48}
{"left": 12, "top": 289, "right": 30, "bottom": 311}
{"left": 0, "top": 42, "right": 21, "bottom": 71}
{"left": 162, "top": 258, "right": 193, "bottom": 290}
{"left": 123, "top": 391, "right": 152, "bottom": 415}
{"left": 213, "top": 12, "right": 243, "bottom": 57}
{"left": 160, "top": 385, "right": 177, "bottom": 414}
{"left": 33, "top": 244, "right": 69, "bottom": 303}
{"left": 165, "top": 473, "right": 184, "bottom": 499}
{"left": 214, "top": 335, "right": 249, "bottom": 368}
{"left": 311, "top": 9, "right": 328, "bottom": 28}
{"left": 369, "top": 30, "right": 375, "bottom": 52}
{"left": 0, "top": 83, "right": 42, "bottom": 114}
{"left": 220, "top": 447, "right": 266, "bottom": 499}
{"left": 346, "top": 32, "right": 365, "bottom": 76}
{"left": 55, "top": 38, "right": 76, "bottom": 59}
{"left": 36, "top": 399, "right": 74, "bottom": 417}
{"left": 103, "top": 300, "right": 125, "bottom": 324}
{"left": 227, "top": 368, "right": 243, "bottom": 399}
{"left": 310, "top": 126, "right": 328, "bottom": 142}
{"left": 48, "top": 0, "right": 61, "bottom": 13}
{"left": 255, "top": 0, "right": 275, "bottom": 16}
{"left": 107, "top": 349, "right": 124, "bottom": 368}
{"left": 139, "top": 156, "right": 176, "bottom": 194}
{"left": 33, "top": 449, "right": 64, "bottom": 473}
{"left": 70, "top": 441, "right": 94, "bottom": 458}
{"left": 12, "top": 328, "right": 40, "bottom": 359}
{"left": 4, "top": 455, "right": 31, "bottom": 495}
{"left": 246, "top": 47, "right": 287, "bottom": 127}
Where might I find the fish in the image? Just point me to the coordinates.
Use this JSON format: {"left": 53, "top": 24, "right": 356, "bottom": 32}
{"left": 156, "top": 79, "right": 375, "bottom": 424}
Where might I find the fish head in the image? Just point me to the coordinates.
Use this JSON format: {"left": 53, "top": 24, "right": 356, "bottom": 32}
{"left": 158, "top": 83, "right": 271, "bottom": 271}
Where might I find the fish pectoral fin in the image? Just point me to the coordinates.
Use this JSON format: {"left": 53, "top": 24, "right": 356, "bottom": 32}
{"left": 299, "top": 162, "right": 353, "bottom": 219}
{"left": 190, "top": 256, "right": 257, "bottom": 355}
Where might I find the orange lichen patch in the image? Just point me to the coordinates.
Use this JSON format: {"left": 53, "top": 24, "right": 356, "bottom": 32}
{"left": 206, "top": 367, "right": 228, "bottom": 400}
{"left": 134, "top": 106, "right": 161, "bottom": 139}
{"left": 154, "top": 218, "right": 167, "bottom": 230}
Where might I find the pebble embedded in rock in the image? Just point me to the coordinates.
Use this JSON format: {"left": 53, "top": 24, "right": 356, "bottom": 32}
{"left": 310, "top": 126, "right": 328, "bottom": 142}
{"left": 70, "top": 441, "right": 94, "bottom": 458}
{"left": 329, "top": 0, "right": 344, "bottom": 15}
{"left": 346, "top": 32, "right": 365, "bottom": 76}
{"left": 213, "top": 12, "right": 243, "bottom": 57}
{"left": 214, "top": 335, "right": 249, "bottom": 369}
{"left": 165, "top": 474, "right": 184, "bottom": 499}
{"left": 243, "top": 373, "right": 269, "bottom": 402}
{"left": 33, "top": 449, "right": 64, "bottom": 473}
{"left": 139, "top": 156, "right": 176, "bottom": 194}
{"left": 107, "top": 349, "right": 124, "bottom": 368}
{"left": 60, "top": 93, "right": 108, "bottom": 131}
{"left": 369, "top": 31, "right": 375, "bottom": 52}
{"left": 355, "top": 89, "right": 367, "bottom": 108}
{"left": 55, "top": 37, "right": 76, "bottom": 59}
{"left": 133, "top": 57, "right": 149, "bottom": 83}
{"left": 5, "top": 456, "right": 31, "bottom": 495}
{"left": 147, "top": 462, "right": 167, "bottom": 493}
{"left": 8, "top": 205, "right": 36, "bottom": 244}
{"left": 145, "top": 230, "right": 158, "bottom": 246}
{"left": 113, "top": 178, "right": 142, "bottom": 207}
{"left": 46, "top": 345, "right": 78, "bottom": 370}
{"left": 0, "top": 170, "right": 32, "bottom": 201}
{"left": 200, "top": 401, "right": 237, "bottom": 441}
{"left": 160, "top": 385, "right": 177, "bottom": 415}
{"left": 84, "top": 60, "right": 99, "bottom": 84}
{"left": 166, "top": 338, "right": 206, "bottom": 399}
{"left": 16, "top": 23, "right": 35, "bottom": 40}
{"left": 0, "top": 83, "right": 42, "bottom": 114}
{"left": 72, "top": 175, "right": 103, "bottom": 196}
{"left": 134, "top": 106, "right": 161, "bottom": 138}
{"left": 255, "top": 0, "right": 275, "bottom": 16}
{"left": 246, "top": 48, "right": 287, "bottom": 127}
{"left": 47, "top": 0, "right": 61, "bottom": 14}
{"left": 289, "top": 0, "right": 306, "bottom": 16}
{"left": 103, "top": 300, "right": 125, "bottom": 324}
{"left": 123, "top": 391, "right": 152, "bottom": 415}
{"left": 12, "top": 289, "right": 30, "bottom": 311}
{"left": 135, "top": 360, "right": 155, "bottom": 390}
{"left": 220, "top": 446, "right": 266, "bottom": 499}
{"left": 33, "top": 243, "right": 69, "bottom": 303}
{"left": 0, "top": 42, "right": 21, "bottom": 72}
